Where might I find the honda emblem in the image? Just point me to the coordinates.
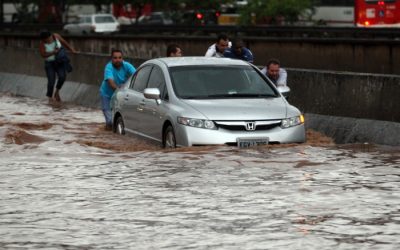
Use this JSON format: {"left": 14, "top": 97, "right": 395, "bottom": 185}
{"left": 245, "top": 122, "right": 256, "bottom": 131}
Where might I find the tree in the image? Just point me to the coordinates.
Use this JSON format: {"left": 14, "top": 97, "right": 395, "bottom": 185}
{"left": 239, "top": 0, "right": 313, "bottom": 25}
{"left": 8, "top": 0, "right": 39, "bottom": 23}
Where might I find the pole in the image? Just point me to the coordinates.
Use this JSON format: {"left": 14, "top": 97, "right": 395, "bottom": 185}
{"left": 0, "top": 0, "right": 4, "bottom": 24}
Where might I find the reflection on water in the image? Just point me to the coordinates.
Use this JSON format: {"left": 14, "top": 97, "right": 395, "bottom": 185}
{"left": 0, "top": 94, "right": 399, "bottom": 249}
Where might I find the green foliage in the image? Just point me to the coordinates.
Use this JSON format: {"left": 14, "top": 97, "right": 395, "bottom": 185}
{"left": 239, "top": 0, "right": 312, "bottom": 25}
{"left": 9, "top": 0, "right": 39, "bottom": 23}
{"left": 184, "top": 0, "right": 234, "bottom": 10}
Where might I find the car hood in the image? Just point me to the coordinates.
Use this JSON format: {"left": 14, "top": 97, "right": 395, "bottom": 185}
{"left": 180, "top": 98, "right": 288, "bottom": 120}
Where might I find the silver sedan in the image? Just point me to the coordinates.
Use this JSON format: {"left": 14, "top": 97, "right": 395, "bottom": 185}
{"left": 111, "top": 57, "right": 305, "bottom": 148}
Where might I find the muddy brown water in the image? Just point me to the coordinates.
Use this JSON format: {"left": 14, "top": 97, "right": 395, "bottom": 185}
{"left": 0, "top": 93, "right": 399, "bottom": 249}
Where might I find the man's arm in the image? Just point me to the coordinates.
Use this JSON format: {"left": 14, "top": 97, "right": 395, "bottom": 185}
{"left": 107, "top": 78, "right": 118, "bottom": 90}
{"left": 104, "top": 64, "right": 118, "bottom": 90}
{"left": 223, "top": 49, "right": 234, "bottom": 59}
{"left": 205, "top": 44, "right": 215, "bottom": 57}
{"left": 246, "top": 49, "right": 254, "bottom": 63}
{"left": 125, "top": 62, "right": 136, "bottom": 76}
{"left": 260, "top": 67, "right": 267, "bottom": 75}
{"left": 277, "top": 68, "right": 288, "bottom": 86}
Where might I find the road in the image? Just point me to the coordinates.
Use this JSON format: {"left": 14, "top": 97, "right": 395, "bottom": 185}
{"left": 1, "top": 93, "right": 399, "bottom": 249}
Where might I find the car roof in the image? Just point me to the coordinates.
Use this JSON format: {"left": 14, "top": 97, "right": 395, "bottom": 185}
{"left": 146, "top": 57, "right": 251, "bottom": 67}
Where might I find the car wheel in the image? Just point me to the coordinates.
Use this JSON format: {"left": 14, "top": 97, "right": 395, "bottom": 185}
{"left": 115, "top": 116, "right": 125, "bottom": 135}
{"left": 163, "top": 125, "right": 176, "bottom": 148}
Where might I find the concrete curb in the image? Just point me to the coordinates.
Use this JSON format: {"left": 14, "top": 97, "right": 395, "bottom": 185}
{"left": 305, "top": 113, "right": 400, "bottom": 146}
{"left": 0, "top": 72, "right": 100, "bottom": 108}
{"left": 1, "top": 72, "right": 399, "bottom": 146}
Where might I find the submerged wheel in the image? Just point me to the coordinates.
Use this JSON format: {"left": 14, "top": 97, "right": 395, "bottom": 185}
{"left": 163, "top": 125, "right": 176, "bottom": 148}
{"left": 114, "top": 116, "right": 125, "bottom": 135}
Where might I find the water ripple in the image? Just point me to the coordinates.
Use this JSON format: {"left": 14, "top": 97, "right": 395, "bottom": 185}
{"left": 1, "top": 94, "right": 400, "bottom": 249}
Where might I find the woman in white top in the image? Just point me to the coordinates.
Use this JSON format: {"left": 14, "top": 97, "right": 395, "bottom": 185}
{"left": 39, "top": 30, "right": 77, "bottom": 103}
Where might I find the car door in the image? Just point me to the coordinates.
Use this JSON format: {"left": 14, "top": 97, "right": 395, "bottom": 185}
{"left": 79, "top": 16, "right": 91, "bottom": 34}
{"left": 122, "top": 65, "right": 152, "bottom": 134}
{"left": 138, "top": 65, "right": 169, "bottom": 140}
{"left": 95, "top": 15, "right": 118, "bottom": 32}
{"left": 71, "top": 17, "right": 85, "bottom": 34}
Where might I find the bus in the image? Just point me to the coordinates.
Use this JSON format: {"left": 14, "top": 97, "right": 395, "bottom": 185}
{"left": 311, "top": 0, "right": 354, "bottom": 26}
{"left": 355, "top": 0, "right": 400, "bottom": 27}
{"left": 312, "top": 0, "right": 400, "bottom": 27}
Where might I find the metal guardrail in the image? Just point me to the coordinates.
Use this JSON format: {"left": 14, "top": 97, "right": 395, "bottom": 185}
{"left": 119, "top": 24, "right": 400, "bottom": 39}
{"left": 0, "top": 23, "right": 63, "bottom": 32}
{"left": 1, "top": 23, "right": 400, "bottom": 39}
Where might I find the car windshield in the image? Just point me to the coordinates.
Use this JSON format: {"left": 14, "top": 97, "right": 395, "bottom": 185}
{"left": 170, "top": 65, "right": 278, "bottom": 99}
{"left": 95, "top": 16, "right": 115, "bottom": 23}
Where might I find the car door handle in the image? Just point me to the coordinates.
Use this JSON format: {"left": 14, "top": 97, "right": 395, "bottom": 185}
{"left": 137, "top": 100, "right": 146, "bottom": 111}
{"left": 124, "top": 94, "right": 129, "bottom": 101}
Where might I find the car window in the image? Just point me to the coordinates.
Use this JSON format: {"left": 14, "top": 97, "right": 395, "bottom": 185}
{"left": 170, "top": 65, "right": 278, "bottom": 99}
{"left": 80, "top": 16, "right": 89, "bottom": 23}
{"left": 81, "top": 16, "right": 90, "bottom": 23}
{"left": 152, "top": 15, "right": 162, "bottom": 21}
{"left": 147, "top": 66, "right": 167, "bottom": 99}
{"left": 130, "top": 65, "right": 152, "bottom": 93}
{"left": 95, "top": 15, "right": 116, "bottom": 23}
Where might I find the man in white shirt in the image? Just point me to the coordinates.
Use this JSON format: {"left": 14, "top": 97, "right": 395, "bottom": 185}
{"left": 261, "top": 59, "right": 288, "bottom": 87}
{"left": 205, "top": 33, "right": 231, "bottom": 58}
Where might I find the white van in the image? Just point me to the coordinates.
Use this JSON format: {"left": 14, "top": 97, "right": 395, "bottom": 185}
{"left": 63, "top": 14, "right": 120, "bottom": 34}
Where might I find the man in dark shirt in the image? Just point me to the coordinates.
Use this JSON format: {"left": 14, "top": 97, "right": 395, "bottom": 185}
{"left": 223, "top": 38, "right": 253, "bottom": 63}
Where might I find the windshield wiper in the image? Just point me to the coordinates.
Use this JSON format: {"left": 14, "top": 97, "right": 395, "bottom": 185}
{"left": 180, "top": 95, "right": 209, "bottom": 99}
{"left": 206, "top": 93, "right": 278, "bottom": 98}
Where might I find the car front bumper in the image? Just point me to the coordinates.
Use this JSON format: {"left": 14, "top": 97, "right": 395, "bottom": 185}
{"left": 175, "top": 123, "right": 306, "bottom": 147}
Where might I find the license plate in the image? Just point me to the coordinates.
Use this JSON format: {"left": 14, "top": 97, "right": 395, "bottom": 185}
{"left": 237, "top": 137, "right": 269, "bottom": 148}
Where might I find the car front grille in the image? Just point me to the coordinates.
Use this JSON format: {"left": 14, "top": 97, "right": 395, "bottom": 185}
{"left": 214, "top": 120, "right": 282, "bottom": 131}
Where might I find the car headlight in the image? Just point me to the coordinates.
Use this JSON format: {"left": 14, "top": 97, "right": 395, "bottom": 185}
{"left": 281, "top": 114, "right": 304, "bottom": 129}
{"left": 178, "top": 117, "right": 216, "bottom": 130}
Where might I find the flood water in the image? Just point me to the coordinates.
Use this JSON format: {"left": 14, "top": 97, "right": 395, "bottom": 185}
{"left": 0, "top": 93, "right": 399, "bottom": 250}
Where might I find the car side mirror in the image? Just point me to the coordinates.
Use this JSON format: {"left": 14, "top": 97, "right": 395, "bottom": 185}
{"left": 276, "top": 85, "right": 290, "bottom": 98}
{"left": 144, "top": 88, "right": 161, "bottom": 104}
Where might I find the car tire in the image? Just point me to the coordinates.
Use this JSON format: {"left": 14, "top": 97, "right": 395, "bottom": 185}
{"left": 163, "top": 125, "right": 176, "bottom": 148}
{"left": 115, "top": 116, "right": 125, "bottom": 135}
